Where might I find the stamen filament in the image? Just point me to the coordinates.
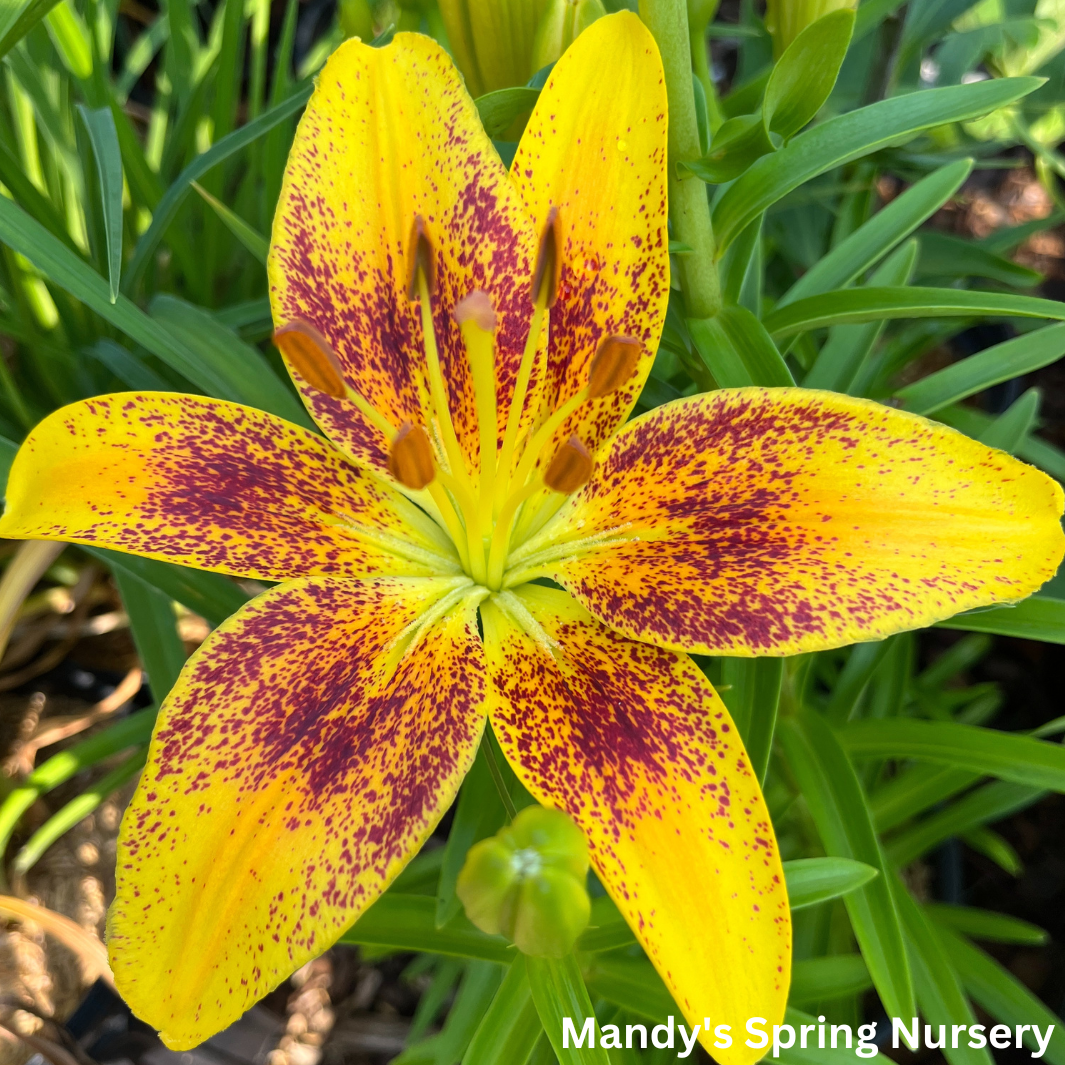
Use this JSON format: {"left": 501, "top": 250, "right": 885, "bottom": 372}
{"left": 436, "top": 469, "right": 488, "bottom": 585}
{"left": 494, "top": 302, "right": 547, "bottom": 518}
{"left": 347, "top": 386, "right": 395, "bottom": 440}
{"left": 426, "top": 480, "right": 473, "bottom": 575}
{"left": 485, "top": 480, "right": 541, "bottom": 589}
{"left": 507, "top": 386, "right": 588, "bottom": 500}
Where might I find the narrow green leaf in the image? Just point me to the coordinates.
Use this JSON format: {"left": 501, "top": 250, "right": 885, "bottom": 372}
{"left": 526, "top": 954, "right": 613, "bottom": 1065}
{"left": 789, "top": 954, "right": 871, "bottom": 1007}
{"left": 977, "top": 387, "right": 1041, "bottom": 453}
{"left": 894, "top": 880, "right": 993, "bottom": 1065}
{"left": 77, "top": 106, "right": 123, "bottom": 301}
{"left": 720, "top": 657, "right": 782, "bottom": 783}
{"left": 839, "top": 718, "right": 1065, "bottom": 791}
{"left": 764, "top": 287, "right": 1065, "bottom": 341}
{"left": 0, "top": 0, "right": 62, "bottom": 59}
{"left": 433, "top": 961, "right": 505, "bottom": 1065}
{"left": 688, "top": 304, "right": 794, "bottom": 388}
{"left": 961, "top": 826, "right": 1024, "bottom": 875}
{"left": 779, "top": 160, "right": 972, "bottom": 308}
{"left": 871, "top": 764, "right": 979, "bottom": 834}
{"left": 475, "top": 87, "right": 540, "bottom": 139}
{"left": 928, "top": 904, "right": 1048, "bottom": 946}
{"left": 84, "top": 548, "right": 251, "bottom": 629}
{"left": 710, "top": 78, "right": 1041, "bottom": 254}
{"left": 783, "top": 856, "right": 879, "bottom": 910}
{"left": 937, "top": 595, "right": 1065, "bottom": 644}
{"left": 575, "top": 894, "right": 634, "bottom": 953}
{"left": 112, "top": 568, "right": 187, "bottom": 701}
{"left": 692, "top": 112, "right": 777, "bottom": 184}
{"left": 916, "top": 231, "right": 1043, "bottom": 288}
{"left": 896, "top": 323, "right": 1065, "bottom": 415}
{"left": 124, "top": 84, "right": 313, "bottom": 294}
{"left": 191, "top": 181, "right": 269, "bottom": 264}
{"left": 10, "top": 748, "right": 147, "bottom": 875}
{"left": 148, "top": 295, "right": 311, "bottom": 428}
{"left": 935, "top": 925, "right": 1065, "bottom": 1065}
{"left": 44, "top": 0, "right": 91, "bottom": 79}
{"left": 763, "top": 10, "right": 854, "bottom": 141}
{"left": 463, "top": 955, "right": 542, "bottom": 1065}
{"left": 0, "top": 707, "right": 157, "bottom": 855}
{"left": 776, "top": 712, "right": 914, "bottom": 1019}
{"left": 340, "top": 893, "right": 513, "bottom": 963}
{"left": 86, "top": 339, "right": 171, "bottom": 391}
{"left": 584, "top": 954, "right": 673, "bottom": 1022}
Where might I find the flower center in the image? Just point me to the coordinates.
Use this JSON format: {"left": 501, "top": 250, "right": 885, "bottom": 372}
{"left": 275, "top": 213, "right": 641, "bottom": 592}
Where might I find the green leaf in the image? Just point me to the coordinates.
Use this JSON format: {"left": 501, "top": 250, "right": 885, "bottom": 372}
{"left": 10, "top": 747, "right": 147, "bottom": 876}
{"left": 871, "top": 764, "right": 979, "bottom": 834}
{"left": 77, "top": 106, "right": 124, "bottom": 303}
{"left": 935, "top": 925, "right": 1065, "bottom": 1065}
{"left": 526, "top": 954, "right": 611, "bottom": 1065}
{"left": 0, "top": 707, "right": 157, "bottom": 855}
{"left": 45, "top": 0, "right": 91, "bottom": 80}
{"left": 85, "top": 548, "right": 251, "bottom": 629}
{"left": 764, "top": 287, "right": 1065, "bottom": 341}
{"left": 763, "top": 10, "right": 854, "bottom": 142}
{"left": 719, "top": 657, "right": 782, "bottom": 783}
{"left": 928, "top": 904, "right": 1048, "bottom": 946}
{"left": 803, "top": 240, "right": 918, "bottom": 392}
{"left": 776, "top": 712, "right": 914, "bottom": 1019}
{"left": 432, "top": 961, "right": 506, "bottom": 1065}
{"left": 691, "top": 112, "right": 777, "bottom": 184}
{"left": 124, "top": 84, "right": 313, "bottom": 294}
{"left": 916, "top": 231, "right": 1043, "bottom": 288}
{"left": 709, "top": 78, "right": 1041, "bottom": 255}
{"left": 475, "top": 87, "right": 540, "bottom": 139}
{"left": 936, "top": 595, "right": 1065, "bottom": 644}
{"left": 977, "top": 387, "right": 1041, "bottom": 453}
{"left": 789, "top": 954, "right": 871, "bottom": 1007}
{"left": 575, "top": 894, "right": 634, "bottom": 953}
{"left": 839, "top": 718, "right": 1065, "bottom": 791}
{"left": 823, "top": 640, "right": 895, "bottom": 725}
{"left": 961, "top": 826, "right": 1024, "bottom": 875}
{"left": 779, "top": 159, "right": 972, "bottom": 309}
{"left": 895, "top": 322, "right": 1065, "bottom": 414}
{"left": 783, "top": 857, "right": 879, "bottom": 910}
{"left": 191, "top": 181, "right": 270, "bottom": 264}
{"left": 113, "top": 568, "right": 187, "bottom": 702}
{"left": 86, "top": 339, "right": 172, "bottom": 391}
{"left": 340, "top": 893, "right": 513, "bottom": 963}
{"left": 148, "top": 295, "right": 312, "bottom": 428}
{"left": 584, "top": 954, "right": 673, "bottom": 1022}
{"left": 688, "top": 303, "right": 794, "bottom": 387}
{"left": 0, "top": 0, "right": 61, "bottom": 60}
{"left": 894, "top": 880, "right": 993, "bottom": 1065}
{"left": 463, "top": 955, "right": 542, "bottom": 1065}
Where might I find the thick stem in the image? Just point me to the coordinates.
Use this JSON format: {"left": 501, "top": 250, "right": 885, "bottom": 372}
{"left": 640, "top": 0, "right": 721, "bottom": 319}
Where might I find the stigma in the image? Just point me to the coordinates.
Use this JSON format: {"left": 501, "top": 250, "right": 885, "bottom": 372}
{"left": 274, "top": 212, "right": 642, "bottom": 591}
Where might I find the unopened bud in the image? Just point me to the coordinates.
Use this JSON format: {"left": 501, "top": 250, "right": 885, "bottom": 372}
{"left": 407, "top": 215, "right": 436, "bottom": 300}
{"left": 454, "top": 290, "right": 497, "bottom": 333}
{"left": 765, "top": 0, "right": 857, "bottom": 56}
{"left": 587, "top": 336, "right": 642, "bottom": 398}
{"left": 531, "top": 0, "right": 607, "bottom": 71}
{"left": 388, "top": 421, "right": 435, "bottom": 489}
{"left": 457, "top": 805, "right": 590, "bottom": 958}
{"left": 544, "top": 434, "right": 592, "bottom": 494}
{"left": 273, "top": 321, "right": 347, "bottom": 399}
{"left": 532, "top": 208, "right": 561, "bottom": 309}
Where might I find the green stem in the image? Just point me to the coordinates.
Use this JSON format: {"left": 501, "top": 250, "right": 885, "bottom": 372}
{"left": 480, "top": 729, "right": 517, "bottom": 820}
{"left": 640, "top": 0, "right": 722, "bottom": 319}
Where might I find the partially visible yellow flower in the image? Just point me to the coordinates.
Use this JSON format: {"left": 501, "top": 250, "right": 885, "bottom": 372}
{"left": 439, "top": 0, "right": 550, "bottom": 94}
{"left": 765, "top": 0, "right": 857, "bottom": 55}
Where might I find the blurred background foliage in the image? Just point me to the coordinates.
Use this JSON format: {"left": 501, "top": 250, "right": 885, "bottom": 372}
{"left": 2, "top": 0, "right": 1065, "bottom": 1063}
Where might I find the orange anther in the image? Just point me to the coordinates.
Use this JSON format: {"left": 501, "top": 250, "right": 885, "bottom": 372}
{"left": 389, "top": 421, "right": 436, "bottom": 489}
{"left": 407, "top": 215, "right": 436, "bottom": 300}
{"left": 588, "top": 336, "right": 643, "bottom": 398}
{"left": 532, "top": 207, "right": 561, "bottom": 309}
{"left": 272, "top": 321, "right": 347, "bottom": 399}
{"left": 454, "top": 290, "right": 497, "bottom": 332}
{"left": 544, "top": 434, "right": 593, "bottom": 495}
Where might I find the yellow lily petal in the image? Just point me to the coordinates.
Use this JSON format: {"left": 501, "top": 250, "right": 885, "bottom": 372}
{"left": 511, "top": 13, "right": 670, "bottom": 458}
{"left": 109, "top": 576, "right": 488, "bottom": 1049}
{"left": 269, "top": 32, "right": 542, "bottom": 476}
{"left": 0, "top": 393, "right": 450, "bottom": 580}
{"left": 481, "top": 584, "right": 789, "bottom": 1065}
{"left": 532, "top": 388, "right": 1065, "bottom": 655}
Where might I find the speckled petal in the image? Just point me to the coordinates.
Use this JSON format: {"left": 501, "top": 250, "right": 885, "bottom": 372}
{"left": 108, "top": 576, "right": 487, "bottom": 1049}
{"left": 528, "top": 388, "right": 1065, "bottom": 655}
{"left": 0, "top": 393, "right": 453, "bottom": 581}
{"left": 510, "top": 13, "right": 669, "bottom": 460}
{"left": 268, "top": 32, "right": 541, "bottom": 477}
{"left": 481, "top": 585, "right": 789, "bottom": 1065}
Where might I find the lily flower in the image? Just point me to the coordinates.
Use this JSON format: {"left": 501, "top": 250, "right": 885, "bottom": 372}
{"left": 1, "top": 14, "right": 1061, "bottom": 1064}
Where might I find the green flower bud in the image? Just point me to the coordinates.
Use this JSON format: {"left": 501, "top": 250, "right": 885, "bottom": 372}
{"left": 531, "top": 0, "right": 607, "bottom": 73}
{"left": 765, "top": 0, "right": 856, "bottom": 57}
{"left": 456, "top": 805, "right": 591, "bottom": 958}
{"left": 339, "top": 0, "right": 374, "bottom": 40}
